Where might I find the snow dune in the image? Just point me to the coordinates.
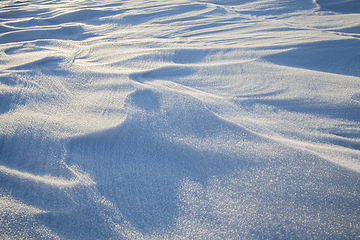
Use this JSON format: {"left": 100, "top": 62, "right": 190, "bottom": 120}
{"left": 1, "top": 0, "right": 360, "bottom": 239}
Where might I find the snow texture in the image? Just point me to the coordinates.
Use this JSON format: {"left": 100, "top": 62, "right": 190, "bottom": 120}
{"left": 1, "top": 0, "right": 360, "bottom": 239}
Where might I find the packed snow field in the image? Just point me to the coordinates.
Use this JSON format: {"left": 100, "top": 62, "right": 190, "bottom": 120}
{"left": 1, "top": 0, "right": 360, "bottom": 239}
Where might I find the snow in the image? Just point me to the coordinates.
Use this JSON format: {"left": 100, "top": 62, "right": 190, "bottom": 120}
{"left": 1, "top": 0, "right": 360, "bottom": 239}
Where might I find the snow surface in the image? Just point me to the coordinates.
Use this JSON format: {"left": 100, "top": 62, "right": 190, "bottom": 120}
{"left": 1, "top": 0, "right": 360, "bottom": 239}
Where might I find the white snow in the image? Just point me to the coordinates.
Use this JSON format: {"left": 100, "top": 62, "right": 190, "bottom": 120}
{"left": 1, "top": 0, "right": 360, "bottom": 239}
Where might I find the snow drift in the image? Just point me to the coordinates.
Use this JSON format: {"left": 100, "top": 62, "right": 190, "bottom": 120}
{"left": 1, "top": 0, "right": 360, "bottom": 239}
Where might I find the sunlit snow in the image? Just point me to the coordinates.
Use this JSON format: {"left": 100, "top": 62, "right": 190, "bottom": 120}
{"left": 1, "top": 0, "right": 360, "bottom": 239}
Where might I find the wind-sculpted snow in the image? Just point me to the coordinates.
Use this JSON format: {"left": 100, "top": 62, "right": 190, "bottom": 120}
{"left": 1, "top": 0, "right": 360, "bottom": 239}
{"left": 264, "top": 39, "right": 360, "bottom": 78}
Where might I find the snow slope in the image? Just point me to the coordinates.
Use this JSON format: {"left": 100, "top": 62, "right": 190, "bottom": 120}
{"left": 1, "top": 0, "right": 360, "bottom": 239}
